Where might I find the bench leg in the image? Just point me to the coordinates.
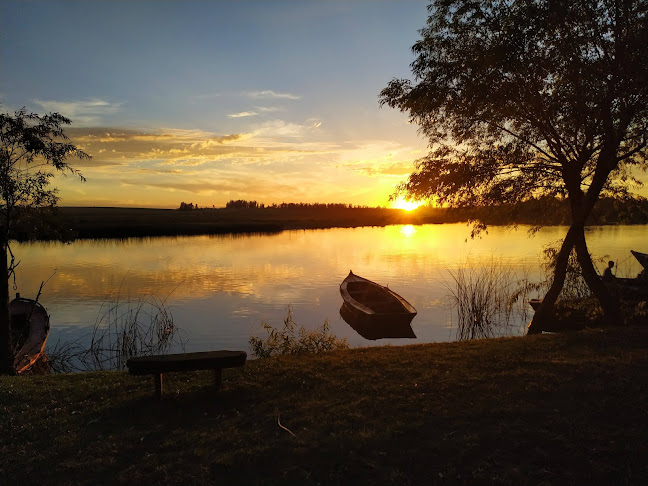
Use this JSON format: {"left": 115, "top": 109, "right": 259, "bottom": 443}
{"left": 154, "top": 373, "right": 163, "bottom": 399}
{"left": 213, "top": 368, "right": 222, "bottom": 390}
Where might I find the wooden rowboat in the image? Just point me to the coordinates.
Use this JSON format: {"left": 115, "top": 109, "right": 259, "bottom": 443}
{"left": 339, "top": 271, "right": 417, "bottom": 333}
{"left": 529, "top": 298, "right": 543, "bottom": 311}
{"left": 631, "top": 250, "right": 648, "bottom": 270}
{"left": 11, "top": 294, "right": 50, "bottom": 374}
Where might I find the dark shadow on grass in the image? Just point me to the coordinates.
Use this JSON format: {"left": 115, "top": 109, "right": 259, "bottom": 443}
{"left": 97, "top": 383, "right": 257, "bottom": 429}
{"left": 54, "top": 381, "right": 263, "bottom": 484}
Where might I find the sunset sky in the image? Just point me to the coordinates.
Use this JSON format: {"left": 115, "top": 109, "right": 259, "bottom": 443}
{"left": 1, "top": 0, "right": 433, "bottom": 208}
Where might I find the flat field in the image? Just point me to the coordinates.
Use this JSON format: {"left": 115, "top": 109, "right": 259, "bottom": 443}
{"left": 57, "top": 206, "right": 445, "bottom": 239}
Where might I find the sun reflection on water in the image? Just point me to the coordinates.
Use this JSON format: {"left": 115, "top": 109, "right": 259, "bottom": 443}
{"left": 400, "top": 224, "right": 417, "bottom": 237}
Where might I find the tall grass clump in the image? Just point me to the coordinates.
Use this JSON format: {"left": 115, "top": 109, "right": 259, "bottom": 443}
{"left": 446, "top": 257, "right": 532, "bottom": 340}
{"left": 250, "top": 306, "right": 348, "bottom": 358}
{"left": 48, "top": 292, "right": 186, "bottom": 372}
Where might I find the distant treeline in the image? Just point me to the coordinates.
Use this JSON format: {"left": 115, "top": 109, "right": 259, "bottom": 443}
{"left": 180, "top": 200, "right": 379, "bottom": 210}
{"left": 177, "top": 196, "right": 648, "bottom": 226}
{"left": 53, "top": 195, "right": 648, "bottom": 241}
{"left": 224, "top": 200, "right": 379, "bottom": 210}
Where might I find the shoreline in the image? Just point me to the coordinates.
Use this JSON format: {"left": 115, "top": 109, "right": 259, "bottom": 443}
{"left": 2, "top": 326, "right": 647, "bottom": 485}
{"left": 47, "top": 206, "right": 648, "bottom": 241}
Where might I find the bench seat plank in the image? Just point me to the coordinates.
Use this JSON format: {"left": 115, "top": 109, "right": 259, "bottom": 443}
{"left": 127, "top": 350, "right": 247, "bottom": 375}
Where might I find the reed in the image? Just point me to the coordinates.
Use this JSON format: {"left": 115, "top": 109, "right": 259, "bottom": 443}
{"left": 47, "top": 291, "right": 186, "bottom": 372}
{"left": 446, "top": 257, "right": 531, "bottom": 340}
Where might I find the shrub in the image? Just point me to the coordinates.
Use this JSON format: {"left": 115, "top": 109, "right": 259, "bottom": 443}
{"left": 250, "top": 306, "right": 348, "bottom": 358}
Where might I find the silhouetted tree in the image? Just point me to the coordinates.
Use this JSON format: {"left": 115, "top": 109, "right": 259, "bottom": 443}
{"left": 225, "top": 200, "right": 243, "bottom": 209}
{"left": 381, "top": 0, "right": 648, "bottom": 331}
{"left": 178, "top": 202, "right": 195, "bottom": 210}
{"left": 0, "top": 108, "right": 89, "bottom": 374}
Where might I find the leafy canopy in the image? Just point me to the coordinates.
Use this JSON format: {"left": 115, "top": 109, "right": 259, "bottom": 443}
{"left": 381, "top": 0, "right": 648, "bottom": 211}
{"left": 0, "top": 108, "right": 89, "bottom": 238}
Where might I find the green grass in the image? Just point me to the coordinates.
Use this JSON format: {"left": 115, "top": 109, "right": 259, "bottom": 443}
{"left": 2, "top": 327, "right": 648, "bottom": 485}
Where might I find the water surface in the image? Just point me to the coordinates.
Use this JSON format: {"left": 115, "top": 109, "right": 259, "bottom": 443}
{"left": 12, "top": 223, "right": 647, "bottom": 355}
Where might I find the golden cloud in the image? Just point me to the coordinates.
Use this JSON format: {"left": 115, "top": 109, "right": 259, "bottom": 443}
{"left": 351, "top": 162, "right": 415, "bottom": 177}
{"left": 65, "top": 127, "right": 250, "bottom": 167}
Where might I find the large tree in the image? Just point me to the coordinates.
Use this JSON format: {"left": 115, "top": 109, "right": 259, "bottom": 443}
{"left": 0, "top": 108, "right": 89, "bottom": 374}
{"left": 380, "top": 0, "right": 648, "bottom": 332}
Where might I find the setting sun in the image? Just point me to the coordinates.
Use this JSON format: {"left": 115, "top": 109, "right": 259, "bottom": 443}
{"left": 391, "top": 197, "right": 423, "bottom": 211}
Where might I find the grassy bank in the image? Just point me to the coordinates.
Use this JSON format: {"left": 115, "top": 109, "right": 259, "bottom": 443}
{"left": 2, "top": 327, "right": 647, "bottom": 485}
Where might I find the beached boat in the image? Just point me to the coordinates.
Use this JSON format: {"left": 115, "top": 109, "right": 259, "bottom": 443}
{"left": 631, "top": 250, "right": 648, "bottom": 270}
{"left": 11, "top": 294, "right": 50, "bottom": 374}
{"left": 529, "top": 298, "right": 543, "bottom": 311}
{"left": 616, "top": 250, "right": 648, "bottom": 288}
{"left": 339, "top": 271, "right": 417, "bottom": 325}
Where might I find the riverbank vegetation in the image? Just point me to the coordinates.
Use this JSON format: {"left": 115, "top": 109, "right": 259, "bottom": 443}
{"left": 49, "top": 195, "right": 648, "bottom": 241}
{"left": 2, "top": 326, "right": 647, "bottom": 485}
{"left": 445, "top": 258, "right": 532, "bottom": 340}
{"left": 249, "top": 306, "right": 348, "bottom": 358}
{"left": 46, "top": 292, "right": 186, "bottom": 373}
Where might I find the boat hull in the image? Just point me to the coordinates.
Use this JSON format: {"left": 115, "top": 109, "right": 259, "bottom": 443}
{"left": 631, "top": 250, "right": 648, "bottom": 270}
{"left": 339, "top": 271, "right": 417, "bottom": 339}
{"left": 11, "top": 297, "right": 50, "bottom": 374}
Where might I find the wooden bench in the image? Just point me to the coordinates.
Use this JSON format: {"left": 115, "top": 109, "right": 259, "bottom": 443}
{"left": 126, "top": 350, "right": 247, "bottom": 399}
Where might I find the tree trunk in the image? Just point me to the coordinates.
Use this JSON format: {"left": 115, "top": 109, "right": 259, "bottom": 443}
{"left": 0, "top": 243, "right": 13, "bottom": 374}
{"left": 527, "top": 225, "right": 578, "bottom": 334}
{"left": 574, "top": 226, "right": 621, "bottom": 323}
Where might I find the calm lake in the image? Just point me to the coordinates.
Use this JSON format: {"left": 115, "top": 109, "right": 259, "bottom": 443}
{"left": 12, "top": 223, "right": 647, "bottom": 358}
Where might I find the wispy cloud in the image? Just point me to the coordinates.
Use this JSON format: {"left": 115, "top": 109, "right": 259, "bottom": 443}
{"left": 256, "top": 106, "right": 283, "bottom": 113}
{"left": 70, "top": 127, "right": 243, "bottom": 144}
{"left": 32, "top": 98, "right": 121, "bottom": 125}
{"left": 125, "top": 177, "right": 300, "bottom": 197}
{"left": 248, "top": 119, "right": 323, "bottom": 142}
{"left": 352, "top": 162, "right": 415, "bottom": 177}
{"left": 246, "top": 90, "right": 301, "bottom": 100}
{"left": 228, "top": 107, "right": 286, "bottom": 118}
{"left": 67, "top": 127, "right": 247, "bottom": 167}
{"left": 251, "top": 120, "right": 308, "bottom": 139}
{"left": 228, "top": 111, "right": 258, "bottom": 118}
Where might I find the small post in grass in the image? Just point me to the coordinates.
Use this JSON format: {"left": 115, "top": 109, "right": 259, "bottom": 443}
{"left": 154, "top": 373, "right": 163, "bottom": 399}
{"left": 214, "top": 368, "right": 222, "bottom": 390}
